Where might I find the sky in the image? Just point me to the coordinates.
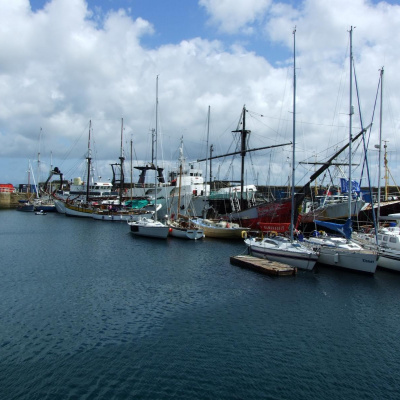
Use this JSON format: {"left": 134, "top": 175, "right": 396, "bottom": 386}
{"left": 1, "top": 0, "right": 400, "bottom": 190}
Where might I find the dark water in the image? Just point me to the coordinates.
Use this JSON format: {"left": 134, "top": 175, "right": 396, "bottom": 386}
{"left": 1, "top": 210, "right": 400, "bottom": 399}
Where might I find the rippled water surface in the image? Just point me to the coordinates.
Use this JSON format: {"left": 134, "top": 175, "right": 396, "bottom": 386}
{"left": 1, "top": 209, "right": 400, "bottom": 399}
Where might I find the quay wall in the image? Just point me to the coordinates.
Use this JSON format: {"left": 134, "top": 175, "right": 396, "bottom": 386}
{"left": 0, "top": 193, "right": 29, "bottom": 209}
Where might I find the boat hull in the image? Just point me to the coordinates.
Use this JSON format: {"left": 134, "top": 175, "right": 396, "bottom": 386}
{"left": 169, "top": 227, "right": 204, "bottom": 240}
{"left": 53, "top": 199, "right": 66, "bottom": 214}
{"left": 377, "top": 249, "right": 400, "bottom": 271}
{"left": 128, "top": 220, "right": 170, "bottom": 239}
{"left": 191, "top": 218, "right": 249, "bottom": 239}
{"left": 65, "top": 203, "right": 94, "bottom": 218}
{"left": 301, "top": 198, "right": 365, "bottom": 224}
{"left": 247, "top": 241, "right": 317, "bottom": 271}
{"left": 92, "top": 211, "right": 154, "bottom": 222}
{"left": 16, "top": 204, "right": 34, "bottom": 212}
{"left": 316, "top": 247, "right": 377, "bottom": 274}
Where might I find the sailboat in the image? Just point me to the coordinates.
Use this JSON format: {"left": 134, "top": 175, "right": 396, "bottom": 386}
{"left": 245, "top": 28, "right": 318, "bottom": 271}
{"left": 352, "top": 69, "right": 400, "bottom": 271}
{"left": 168, "top": 137, "right": 204, "bottom": 240}
{"left": 190, "top": 106, "right": 250, "bottom": 239}
{"left": 16, "top": 160, "right": 35, "bottom": 212}
{"left": 128, "top": 76, "right": 170, "bottom": 239}
{"left": 306, "top": 27, "right": 377, "bottom": 274}
{"left": 64, "top": 120, "right": 97, "bottom": 218}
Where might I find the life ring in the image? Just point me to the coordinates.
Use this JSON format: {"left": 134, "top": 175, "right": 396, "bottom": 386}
{"left": 241, "top": 231, "right": 247, "bottom": 239}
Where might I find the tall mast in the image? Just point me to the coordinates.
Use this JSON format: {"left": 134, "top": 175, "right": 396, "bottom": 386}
{"left": 290, "top": 27, "right": 296, "bottom": 242}
{"left": 205, "top": 105, "right": 210, "bottom": 199}
{"left": 154, "top": 76, "right": 159, "bottom": 222}
{"left": 119, "top": 117, "right": 125, "bottom": 205}
{"left": 37, "top": 127, "right": 42, "bottom": 196}
{"left": 377, "top": 67, "right": 384, "bottom": 222}
{"left": 177, "top": 136, "right": 184, "bottom": 218}
{"left": 203, "top": 106, "right": 210, "bottom": 218}
{"left": 209, "top": 144, "right": 213, "bottom": 188}
{"left": 232, "top": 105, "right": 251, "bottom": 208}
{"left": 383, "top": 140, "right": 389, "bottom": 200}
{"left": 86, "top": 120, "right": 92, "bottom": 202}
{"left": 348, "top": 26, "right": 354, "bottom": 221}
{"left": 130, "top": 137, "right": 133, "bottom": 202}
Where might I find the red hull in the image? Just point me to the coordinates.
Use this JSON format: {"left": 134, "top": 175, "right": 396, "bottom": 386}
{"left": 228, "top": 198, "right": 294, "bottom": 230}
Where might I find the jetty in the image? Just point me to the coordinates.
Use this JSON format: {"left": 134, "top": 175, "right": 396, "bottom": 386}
{"left": 230, "top": 255, "right": 296, "bottom": 276}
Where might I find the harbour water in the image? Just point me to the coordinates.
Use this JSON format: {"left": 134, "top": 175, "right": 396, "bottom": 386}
{"left": 1, "top": 209, "right": 400, "bottom": 399}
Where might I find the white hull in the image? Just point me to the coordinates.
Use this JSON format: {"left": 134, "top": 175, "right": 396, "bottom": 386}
{"left": 128, "top": 219, "right": 170, "bottom": 239}
{"left": 54, "top": 199, "right": 66, "bottom": 214}
{"left": 378, "top": 249, "right": 400, "bottom": 271}
{"left": 316, "top": 246, "right": 377, "bottom": 273}
{"left": 246, "top": 238, "right": 317, "bottom": 271}
{"left": 169, "top": 226, "right": 204, "bottom": 240}
{"left": 353, "top": 225, "right": 400, "bottom": 272}
{"left": 302, "top": 198, "right": 365, "bottom": 223}
{"left": 92, "top": 211, "right": 154, "bottom": 222}
{"left": 191, "top": 218, "right": 249, "bottom": 239}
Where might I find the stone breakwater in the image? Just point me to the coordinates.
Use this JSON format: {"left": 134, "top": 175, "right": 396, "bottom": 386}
{"left": 0, "top": 192, "right": 30, "bottom": 209}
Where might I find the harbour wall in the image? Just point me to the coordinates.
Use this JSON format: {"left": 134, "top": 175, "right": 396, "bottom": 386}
{"left": 0, "top": 192, "right": 30, "bottom": 209}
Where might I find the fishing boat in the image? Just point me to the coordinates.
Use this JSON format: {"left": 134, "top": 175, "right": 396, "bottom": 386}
{"left": 127, "top": 138, "right": 209, "bottom": 220}
{"left": 305, "top": 27, "right": 377, "bottom": 274}
{"left": 196, "top": 88, "right": 369, "bottom": 232}
{"left": 301, "top": 189, "right": 365, "bottom": 224}
{"left": 128, "top": 76, "right": 170, "bottom": 239}
{"left": 245, "top": 29, "right": 318, "bottom": 271}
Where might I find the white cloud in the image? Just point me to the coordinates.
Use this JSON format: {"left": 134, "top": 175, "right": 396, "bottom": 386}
{"left": 199, "top": 0, "right": 272, "bottom": 34}
{"left": 0, "top": 0, "right": 400, "bottom": 189}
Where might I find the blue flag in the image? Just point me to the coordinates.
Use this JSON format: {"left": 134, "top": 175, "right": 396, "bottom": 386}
{"left": 340, "top": 178, "right": 361, "bottom": 194}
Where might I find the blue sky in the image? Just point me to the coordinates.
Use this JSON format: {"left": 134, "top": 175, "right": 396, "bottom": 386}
{"left": 1, "top": 0, "right": 400, "bottom": 188}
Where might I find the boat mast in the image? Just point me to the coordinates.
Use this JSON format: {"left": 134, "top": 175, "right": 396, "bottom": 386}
{"left": 232, "top": 105, "right": 251, "bottom": 208}
{"left": 203, "top": 106, "right": 210, "bottom": 218}
{"left": 205, "top": 105, "right": 210, "bottom": 200}
{"left": 37, "top": 127, "right": 42, "bottom": 197}
{"left": 348, "top": 26, "right": 354, "bottom": 222}
{"left": 177, "top": 136, "right": 184, "bottom": 218}
{"left": 86, "top": 120, "right": 92, "bottom": 202}
{"left": 383, "top": 140, "right": 389, "bottom": 200}
{"left": 154, "top": 76, "right": 159, "bottom": 222}
{"left": 377, "top": 67, "right": 384, "bottom": 221}
{"left": 119, "top": 117, "right": 125, "bottom": 205}
{"left": 290, "top": 27, "right": 296, "bottom": 242}
{"left": 130, "top": 137, "right": 133, "bottom": 202}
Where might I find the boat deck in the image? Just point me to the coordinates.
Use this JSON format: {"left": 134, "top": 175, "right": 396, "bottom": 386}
{"left": 230, "top": 255, "right": 296, "bottom": 276}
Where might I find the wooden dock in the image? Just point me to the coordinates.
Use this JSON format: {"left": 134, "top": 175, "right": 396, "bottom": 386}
{"left": 230, "top": 255, "right": 296, "bottom": 276}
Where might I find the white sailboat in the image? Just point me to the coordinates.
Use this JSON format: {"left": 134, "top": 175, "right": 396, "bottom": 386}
{"left": 352, "top": 68, "right": 400, "bottom": 271}
{"left": 356, "top": 215, "right": 400, "bottom": 271}
{"left": 168, "top": 137, "right": 204, "bottom": 240}
{"left": 128, "top": 76, "right": 170, "bottom": 239}
{"left": 245, "top": 28, "right": 318, "bottom": 271}
{"left": 307, "top": 27, "right": 377, "bottom": 274}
